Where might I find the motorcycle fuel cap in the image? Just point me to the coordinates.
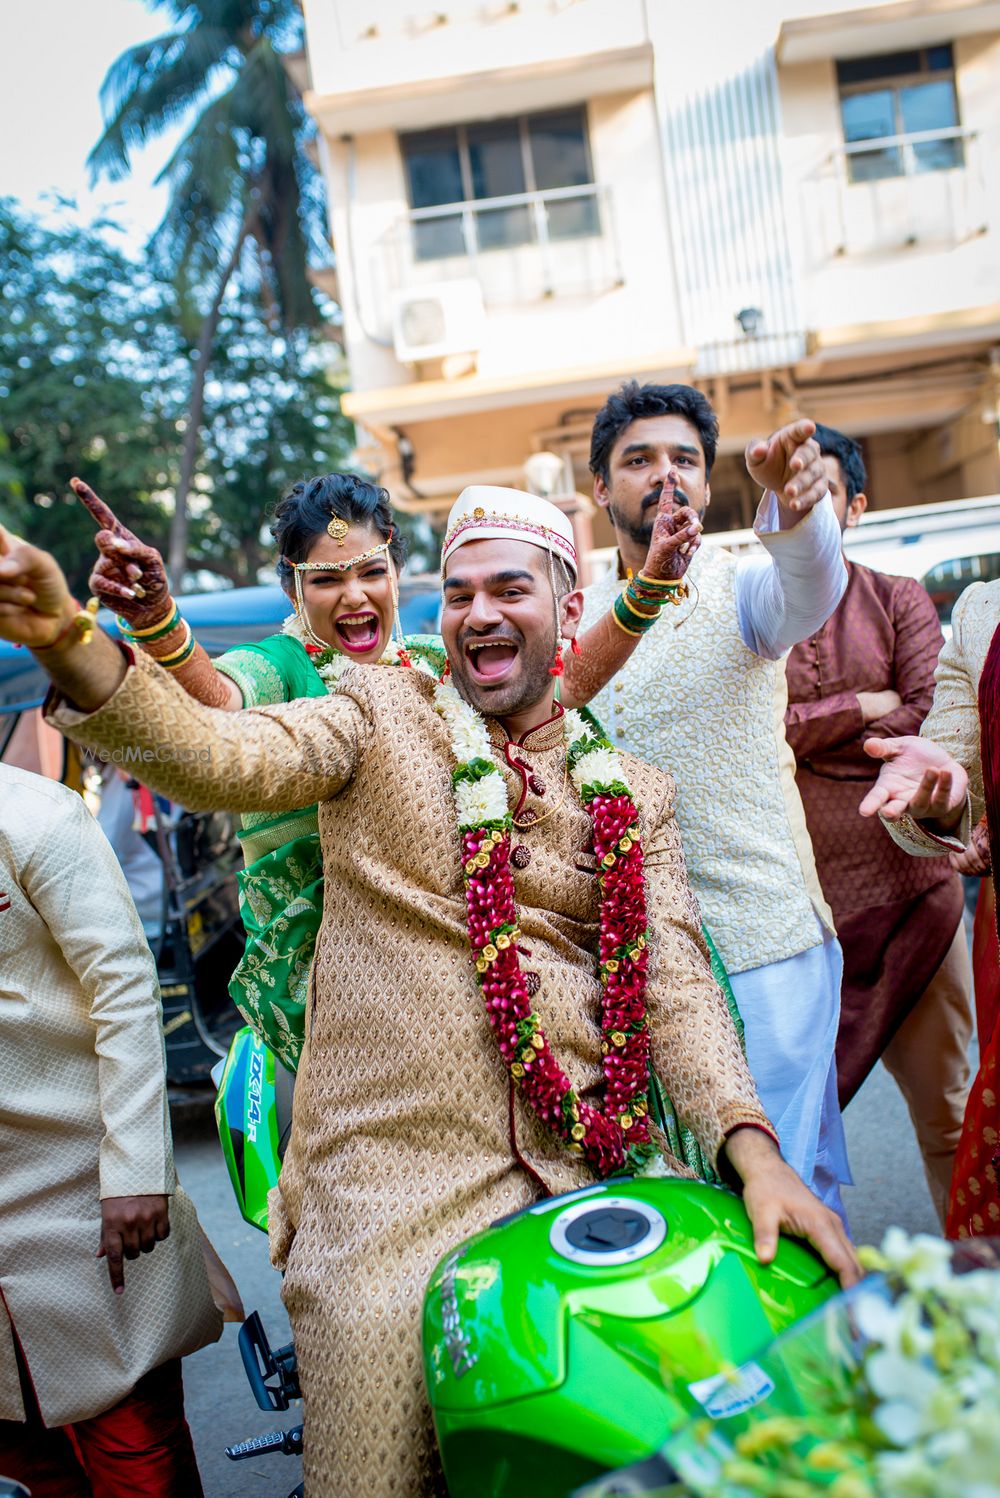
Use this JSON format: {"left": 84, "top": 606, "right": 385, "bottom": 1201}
{"left": 549, "top": 1196, "right": 667, "bottom": 1267}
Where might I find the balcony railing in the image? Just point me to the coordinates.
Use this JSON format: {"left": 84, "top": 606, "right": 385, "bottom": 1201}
{"left": 811, "top": 126, "right": 987, "bottom": 259}
{"left": 372, "top": 183, "right": 623, "bottom": 313}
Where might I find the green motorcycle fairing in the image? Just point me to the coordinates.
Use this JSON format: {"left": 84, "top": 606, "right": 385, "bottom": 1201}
{"left": 214, "top": 1026, "right": 285, "bottom": 1233}
{"left": 423, "top": 1177, "right": 838, "bottom": 1498}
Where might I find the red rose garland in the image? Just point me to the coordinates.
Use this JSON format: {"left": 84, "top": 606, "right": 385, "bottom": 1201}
{"left": 440, "top": 687, "right": 655, "bottom": 1177}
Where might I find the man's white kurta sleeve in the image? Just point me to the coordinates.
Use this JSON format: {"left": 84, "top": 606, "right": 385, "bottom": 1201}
{"left": 21, "top": 789, "right": 174, "bottom": 1199}
{"left": 734, "top": 492, "right": 847, "bottom": 660}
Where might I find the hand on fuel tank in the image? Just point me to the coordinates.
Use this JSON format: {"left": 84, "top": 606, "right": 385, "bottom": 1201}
{"left": 724, "top": 1125, "right": 862, "bottom": 1289}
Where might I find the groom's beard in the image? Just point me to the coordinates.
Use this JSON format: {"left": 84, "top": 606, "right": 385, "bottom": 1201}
{"left": 448, "top": 621, "right": 558, "bottom": 721}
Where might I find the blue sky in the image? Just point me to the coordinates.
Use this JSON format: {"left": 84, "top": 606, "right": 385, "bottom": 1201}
{"left": 2, "top": 0, "right": 185, "bottom": 243}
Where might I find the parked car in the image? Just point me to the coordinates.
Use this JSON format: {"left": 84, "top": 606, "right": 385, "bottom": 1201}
{"left": 840, "top": 495, "right": 1000, "bottom": 630}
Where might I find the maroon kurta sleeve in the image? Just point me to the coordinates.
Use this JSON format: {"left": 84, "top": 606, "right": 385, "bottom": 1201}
{"left": 786, "top": 571, "right": 943, "bottom": 776}
{"left": 785, "top": 690, "right": 865, "bottom": 758}
{"left": 822, "top": 576, "right": 943, "bottom": 778}
{"left": 863, "top": 576, "right": 943, "bottom": 740}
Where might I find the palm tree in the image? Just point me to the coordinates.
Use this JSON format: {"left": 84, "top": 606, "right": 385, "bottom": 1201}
{"left": 89, "top": 0, "right": 326, "bottom": 584}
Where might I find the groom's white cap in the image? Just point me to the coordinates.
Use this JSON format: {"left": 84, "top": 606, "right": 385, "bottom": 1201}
{"left": 442, "top": 486, "right": 577, "bottom": 583}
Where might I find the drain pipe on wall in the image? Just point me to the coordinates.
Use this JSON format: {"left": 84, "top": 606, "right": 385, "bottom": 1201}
{"left": 340, "top": 132, "right": 395, "bottom": 349}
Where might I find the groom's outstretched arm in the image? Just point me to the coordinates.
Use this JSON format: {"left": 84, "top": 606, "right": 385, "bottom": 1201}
{"left": 48, "top": 648, "right": 365, "bottom": 816}
{"left": 0, "top": 527, "right": 363, "bottom": 814}
{"left": 0, "top": 525, "right": 131, "bottom": 709}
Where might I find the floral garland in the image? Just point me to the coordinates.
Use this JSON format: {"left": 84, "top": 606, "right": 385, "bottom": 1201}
{"left": 434, "top": 679, "right": 656, "bottom": 1177}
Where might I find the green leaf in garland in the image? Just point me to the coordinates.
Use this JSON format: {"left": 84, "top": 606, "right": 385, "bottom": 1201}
{"left": 451, "top": 757, "right": 500, "bottom": 787}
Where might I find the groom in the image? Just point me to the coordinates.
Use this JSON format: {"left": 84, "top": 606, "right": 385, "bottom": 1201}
{"left": 0, "top": 490, "right": 858, "bottom": 1498}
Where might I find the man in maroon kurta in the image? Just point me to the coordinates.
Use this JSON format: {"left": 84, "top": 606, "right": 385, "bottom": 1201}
{"left": 784, "top": 425, "right": 971, "bottom": 1222}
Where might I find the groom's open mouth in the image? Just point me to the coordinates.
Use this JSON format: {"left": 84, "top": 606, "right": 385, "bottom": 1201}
{"left": 464, "top": 636, "right": 520, "bottom": 685}
{"left": 334, "top": 612, "right": 381, "bottom": 654}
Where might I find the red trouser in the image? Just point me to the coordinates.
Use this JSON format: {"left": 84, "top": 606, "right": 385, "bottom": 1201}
{"left": 0, "top": 1340, "right": 204, "bottom": 1498}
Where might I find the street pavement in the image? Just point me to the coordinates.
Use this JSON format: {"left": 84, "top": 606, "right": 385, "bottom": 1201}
{"left": 176, "top": 1057, "right": 946, "bottom": 1497}
{"left": 175, "top": 1104, "right": 302, "bottom": 1498}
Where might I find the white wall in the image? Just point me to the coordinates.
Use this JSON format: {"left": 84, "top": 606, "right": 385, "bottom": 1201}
{"left": 323, "top": 88, "right": 681, "bottom": 395}
{"left": 302, "top": 0, "right": 649, "bottom": 100}
{"left": 307, "top": 0, "right": 1000, "bottom": 400}
{"left": 778, "top": 31, "right": 1000, "bottom": 333}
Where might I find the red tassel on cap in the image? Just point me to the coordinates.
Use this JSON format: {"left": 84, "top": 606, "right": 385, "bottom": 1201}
{"left": 549, "top": 642, "right": 565, "bottom": 677}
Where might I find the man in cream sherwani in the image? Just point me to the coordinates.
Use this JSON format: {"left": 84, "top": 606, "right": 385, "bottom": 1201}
{"left": 0, "top": 764, "right": 221, "bottom": 1496}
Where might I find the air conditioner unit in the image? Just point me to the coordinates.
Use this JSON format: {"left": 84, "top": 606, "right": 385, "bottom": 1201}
{"left": 390, "top": 279, "right": 486, "bottom": 364}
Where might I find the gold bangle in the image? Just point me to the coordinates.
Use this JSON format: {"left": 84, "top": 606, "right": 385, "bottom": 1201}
{"left": 636, "top": 571, "right": 686, "bottom": 593}
{"left": 142, "top": 618, "right": 189, "bottom": 658}
{"left": 124, "top": 603, "right": 180, "bottom": 640}
{"left": 161, "top": 638, "right": 197, "bottom": 671}
{"left": 34, "top": 597, "right": 100, "bottom": 651}
{"left": 153, "top": 621, "right": 194, "bottom": 666}
{"left": 611, "top": 607, "right": 644, "bottom": 638}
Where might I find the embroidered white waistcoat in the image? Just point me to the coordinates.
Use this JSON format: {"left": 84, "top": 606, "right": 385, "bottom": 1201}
{"left": 582, "top": 544, "right": 833, "bottom": 974}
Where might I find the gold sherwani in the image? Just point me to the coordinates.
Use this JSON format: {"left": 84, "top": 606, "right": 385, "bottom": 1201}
{"left": 0, "top": 765, "right": 221, "bottom": 1427}
{"left": 49, "top": 650, "right": 772, "bottom": 1496}
{"left": 884, "top": 578, "right": 999, "bottom": 857}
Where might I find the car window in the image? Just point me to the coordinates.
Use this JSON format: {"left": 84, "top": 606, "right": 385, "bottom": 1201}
{"left": 399, "top": 589, "right": 442, "bottom": 636}
{"left": 921, "top": 553, "right": 1000, "bottom": 626}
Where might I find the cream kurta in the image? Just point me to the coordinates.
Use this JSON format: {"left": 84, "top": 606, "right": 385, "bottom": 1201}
{"left": 884, "top": 578, "right": 999, "bottom": 857}
{"left": 49, "top": 651, "right": 772, "bottom": 1496}
{"left": 0, "top": 765, "right": 221, "bottom": 1426}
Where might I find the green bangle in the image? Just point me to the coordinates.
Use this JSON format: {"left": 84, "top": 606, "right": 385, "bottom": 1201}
{"left": 160, "top": 630, "right": 197, "bottom": 670}
{"left": 634, "top": 573, "right": 689, "bottom": 607}
{"left": 635, "top": 570, "right": 685, "bottom": 592}
{"left": 613, "top": 591, "right": 657, "bottom": 636}
{"left": 623, "top": 585, "right": 661, "bottom": 619}
{"left": 118, "top": 603, "right": 181, "bottom": 643}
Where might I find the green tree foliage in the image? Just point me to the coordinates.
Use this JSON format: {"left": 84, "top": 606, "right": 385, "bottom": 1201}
{"left": 186, "top": 294, "right": 354, "bottom": 585}
{"left": 90, "top": 0, "right": 330, "bottom": 582}
{"left": 0, "top": 198, "right": 355, "bottom": 593}
{"left": 0, "top": 198, "right": 181, "bottom": 592}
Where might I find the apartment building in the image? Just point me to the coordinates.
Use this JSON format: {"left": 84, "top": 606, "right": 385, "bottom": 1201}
{"left": 300, "top": 0, "right": 1000, "bottom": 568}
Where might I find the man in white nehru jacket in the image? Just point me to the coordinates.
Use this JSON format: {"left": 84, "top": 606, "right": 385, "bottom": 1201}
{"left": 0, "top": 492, "right": 858, "bottom": 1497}
{"left": 580, "top": 383, "right": 852, "bottom": 1220}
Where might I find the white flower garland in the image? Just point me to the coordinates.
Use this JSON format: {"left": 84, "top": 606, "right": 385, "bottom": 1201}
{"left": 434, "top": 687, "right": 636, "bottom": 828}
{"left": 433, "top": 680, "right": 508, "bottom": 829}
{"left": 564, "top": 708, "right": 629, "bottom": 796}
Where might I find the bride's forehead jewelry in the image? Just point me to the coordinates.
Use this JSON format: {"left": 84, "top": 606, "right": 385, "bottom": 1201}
{"left": 327, "top": 514, "right": 350, "bottom": 545}
{"left": 281, "top": 529, "right": 398, "bottom": 653}
{"left": 283, "top": 535, "right": 392, "bottom": 574}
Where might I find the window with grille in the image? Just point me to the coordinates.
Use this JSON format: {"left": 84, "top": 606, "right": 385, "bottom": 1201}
{"left": 836, "top": 45, "right": 963, "bottom": 183}
{"left": 400, "top": 107, "right": 600, "bottom": 261}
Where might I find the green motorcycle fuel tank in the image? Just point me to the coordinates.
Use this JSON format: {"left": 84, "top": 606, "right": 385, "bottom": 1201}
{"left": 423, "top": 1177, "right": 838, "bottom": 1498}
